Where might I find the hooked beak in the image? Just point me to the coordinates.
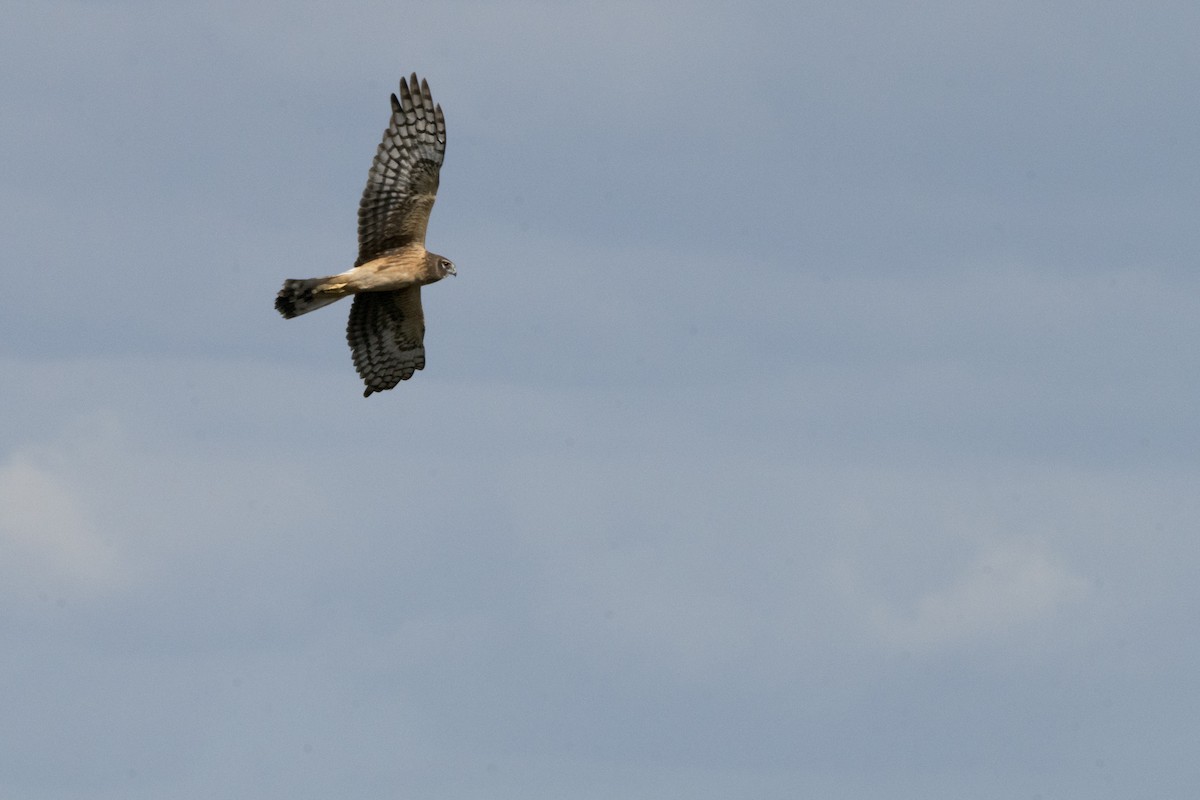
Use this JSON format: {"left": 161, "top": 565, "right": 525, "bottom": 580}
{"left": 447, "top": 263, "right": 458, "bottom": 276}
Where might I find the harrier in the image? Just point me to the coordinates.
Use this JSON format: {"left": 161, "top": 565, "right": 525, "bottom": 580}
{"left": 275, "top": 74, "right": 455, "bottom": 397}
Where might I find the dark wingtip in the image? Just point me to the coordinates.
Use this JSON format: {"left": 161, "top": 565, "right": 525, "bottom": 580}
{"left": 363, "top": 387, "right": 375, "bottom": 398}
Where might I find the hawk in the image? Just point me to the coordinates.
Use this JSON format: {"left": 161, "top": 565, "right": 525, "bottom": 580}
{"left": 275, "top": 74, "right": 455, "bottom": 397}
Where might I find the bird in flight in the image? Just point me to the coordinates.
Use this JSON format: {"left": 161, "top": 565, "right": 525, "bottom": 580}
{"left": 275, "top": 74, "right": 455, "bottom": 397}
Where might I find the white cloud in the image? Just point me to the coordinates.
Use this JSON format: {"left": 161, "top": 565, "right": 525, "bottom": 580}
{"left": 845, "top": 539, "right": 1089, "bottom": 653}
{"left": 0, "top": 452, "right": 127, "bottom": 596}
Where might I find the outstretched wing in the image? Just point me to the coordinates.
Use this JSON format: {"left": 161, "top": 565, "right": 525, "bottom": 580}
{"left": 346, "top": 287, "right": 426, "bottom": 397}
{"left": 356, "top": 74, "right": 446, "bottom": 266}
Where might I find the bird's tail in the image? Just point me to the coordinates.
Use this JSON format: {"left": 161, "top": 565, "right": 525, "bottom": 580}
{"left": 275, "top": 277, "right": 348, "bottom": 319}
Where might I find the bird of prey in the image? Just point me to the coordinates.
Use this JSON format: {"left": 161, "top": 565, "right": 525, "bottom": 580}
{"left": 275, "top": 74, "right": 455, "bottom": 397}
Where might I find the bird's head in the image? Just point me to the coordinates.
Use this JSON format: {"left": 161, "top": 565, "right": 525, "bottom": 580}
{"left": 435, "top": 255, "right": 457, "bottom": 279}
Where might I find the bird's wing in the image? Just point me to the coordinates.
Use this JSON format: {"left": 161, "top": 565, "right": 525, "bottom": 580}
{"left": 356, "top": 74, "right": 446, "bottom": 266}
{"left": 346, "top": 287, "right": 426, "bottom": 397}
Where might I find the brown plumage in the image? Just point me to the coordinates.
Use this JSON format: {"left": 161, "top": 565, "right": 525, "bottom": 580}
{"left": 275, "top": 74, "right": 456, "bottom": 396}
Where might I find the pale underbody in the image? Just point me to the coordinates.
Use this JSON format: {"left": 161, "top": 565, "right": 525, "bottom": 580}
{"left": 317, "top": 246, "right": 436, "bottom": 298}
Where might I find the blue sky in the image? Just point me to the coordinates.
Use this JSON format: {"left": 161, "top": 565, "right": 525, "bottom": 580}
{"left": 3, "top": 1, "right": 1199, "bottom": 797}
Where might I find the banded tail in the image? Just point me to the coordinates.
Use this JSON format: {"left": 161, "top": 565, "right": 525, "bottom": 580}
{"left": 275, "top": 277, "right": 347, "bottom": 319}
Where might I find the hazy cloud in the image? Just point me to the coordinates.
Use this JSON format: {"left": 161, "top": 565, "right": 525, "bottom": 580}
{"left": 0, "top": 451, "right": 126, "bottom": 596}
